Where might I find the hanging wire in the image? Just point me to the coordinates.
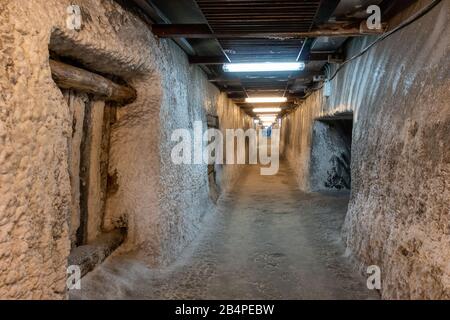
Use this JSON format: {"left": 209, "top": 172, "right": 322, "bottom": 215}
{"left": 305, "top": 0, "right": 443, "bottom": 98}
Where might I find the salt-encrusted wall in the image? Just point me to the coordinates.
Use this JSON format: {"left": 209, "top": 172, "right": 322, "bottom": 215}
{"left": 103, "top": 39, "right": 252, "bottom": 266}
{"left": 214, "top": 93, "right": 254, "bottom": 193}
{"left": 309, "top": 119, "right": 352, "bottom": 191}
{"left": 0, "top": 0, "right": 249, "bottom": 299}
{"left": 280, "top": 0, "right": 449, "bottom": 299}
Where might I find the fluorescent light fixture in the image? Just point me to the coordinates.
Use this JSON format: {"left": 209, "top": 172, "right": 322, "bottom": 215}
{"left": 253, "top": 107, "right": 282, "bottom": 113}
{"left": 259, "top": 117, "right": 277, "bottom": 122}
{"left": 223, "top": 62, "right": 305, "bottom": 73}
{"left": 259, "top": 117, "right": 277, "bottom": 121}
{"left": 257, "top": 114, "right": 277, "bottom": 117}
{"left": 246, "top": 97, "right": 287, "bottom": 103}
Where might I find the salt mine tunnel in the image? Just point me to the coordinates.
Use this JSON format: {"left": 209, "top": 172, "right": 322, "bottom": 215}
{"left": 0, "top": 0, "right": 449, "bottom": 301}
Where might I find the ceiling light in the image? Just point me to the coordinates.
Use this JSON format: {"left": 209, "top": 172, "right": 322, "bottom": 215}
{"left": 223, "top": 62, "right": 305, "bottom": 73}
{"left": 246, "top": 97, "right": 287, "bottom": 103}
{"left": 253, "top": 107, "right": 282, "bottom": 113}
{"left": 259, "top": 116, "right": 277, "bottom": 121}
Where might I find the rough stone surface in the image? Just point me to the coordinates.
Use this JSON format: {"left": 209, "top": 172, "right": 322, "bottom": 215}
{"left": 0, "top": 0, "right": 249, "bottom": 299}
{"left": 310, "top": 119, "right": 352, "bottom": 191}
{"left": 71, "top": 162, "right": 378, "bottom": 300}
{"left": 280, "top": 0, "right": 450, "bottom": 299}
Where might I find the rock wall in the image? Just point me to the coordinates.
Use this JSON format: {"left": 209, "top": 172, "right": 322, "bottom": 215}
{"left": 0, "top": 0, "right": 249, "bottom": 299}
{"left": 280, "top": 0, "right": 449, "bottom": 299}
{"left": 280, "top": 92, "right": 323, "bottom": 191}
{"left": 310, "top": 119, "right": 352, "bottom": 191}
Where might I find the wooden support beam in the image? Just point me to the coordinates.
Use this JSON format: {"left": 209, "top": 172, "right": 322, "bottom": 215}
{"left": 50, "top": 60, "right": 137, "bottom": 103}
{"left": 239, "top": 103, "right": 297, "bottom": 110}
{"left": 152, "top": 24, "right": 214, "bottom": 38}
{"left": 209, "top": 71, "right": 317, "bottom": 83}
{"left": 189, "top": 56, "right": 229, "bottom": 65}
{"left": 189, "top": 52, "right": 343, "bottom": 65}
{"left": 222, "top": 86, "right": 247, "bottom": 93}
{"left": 316, "top": 112, "right": 354, "bottom": 121}
{"left": 152, "top": 22, "right": 386, "bottom": 39}
{"left": 227, "top": 92, "right": 247, "bottom": 99}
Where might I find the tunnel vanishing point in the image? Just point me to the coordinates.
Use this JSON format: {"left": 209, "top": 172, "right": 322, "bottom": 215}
{"left": 0, "top": 0, "right": 449, "bottom": 300}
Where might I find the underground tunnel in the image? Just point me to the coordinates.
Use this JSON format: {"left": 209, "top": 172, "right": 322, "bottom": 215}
{"left": 0, "top": 0, "right": 449, "bottom": 304}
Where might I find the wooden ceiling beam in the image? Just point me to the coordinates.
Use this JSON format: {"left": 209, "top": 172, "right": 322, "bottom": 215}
{"left": 209, "top": 71, "right": 317, "bottom": 83}
{"left": 152, "top": 22, "right": 386, "bottom": 39}
{"left": 189, "top": 52, "right": 343, "bottom": 65}
{"left": 50, "top": 60, "right": 136, "bottom": 103}
{"left": 189, "top": 56, "right": 228, "bottom": 65}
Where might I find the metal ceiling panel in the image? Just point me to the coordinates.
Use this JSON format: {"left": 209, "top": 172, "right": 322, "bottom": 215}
{"left": 195, "top": 0, "right": 322, "bottom": 63}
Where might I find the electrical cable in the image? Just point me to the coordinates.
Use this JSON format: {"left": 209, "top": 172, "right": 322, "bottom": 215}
{"left": 303, "top": 0, "right": 443, "bottom": 98}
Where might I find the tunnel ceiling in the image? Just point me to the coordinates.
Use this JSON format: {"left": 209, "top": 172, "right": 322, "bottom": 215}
{"left": 126, "top": 0, "right": 413, "bottom": 116}
{"left": 195, "top": 0, "right": 320, "bottom": 64}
